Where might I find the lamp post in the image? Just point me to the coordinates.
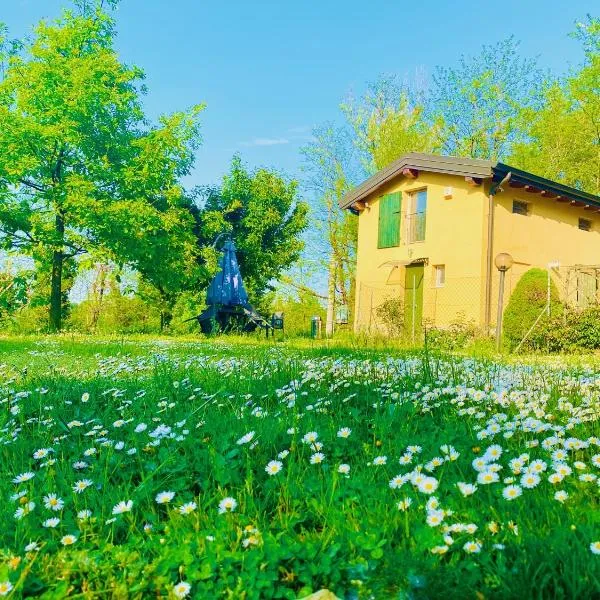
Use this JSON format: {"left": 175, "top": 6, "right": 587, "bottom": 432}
{"left": 495, "top": 252, "right": 514, "bottom": 352}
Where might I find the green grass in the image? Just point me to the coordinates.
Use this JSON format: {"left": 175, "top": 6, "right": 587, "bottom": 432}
{"left": 0, "top": 336, "right": 599, "bottom": 599}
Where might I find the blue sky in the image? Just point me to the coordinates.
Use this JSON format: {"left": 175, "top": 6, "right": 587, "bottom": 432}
{"left": 3, "top": 0, "right": 596, "bottom": 190}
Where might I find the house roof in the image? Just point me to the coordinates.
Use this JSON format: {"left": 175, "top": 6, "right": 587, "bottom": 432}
{"left": 340, "top": 152, "right": 600, "bottom": 212}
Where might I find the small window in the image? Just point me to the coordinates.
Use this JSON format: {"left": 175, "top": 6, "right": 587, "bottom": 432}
{"left": 512, "top": 200, "right": 529, "bottom": 216}
{"left": 434, "top": 265, "right": 445, "bottom": 288}
{"left": 579, "top": 218, "right": 592, "bottom": 232}
{"left": 407, "top": 190, "right": 427, "bottom": 243}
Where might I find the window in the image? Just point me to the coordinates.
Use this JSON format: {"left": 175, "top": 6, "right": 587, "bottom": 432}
{"left": 579, "top": 218, "right": 592, "bottom": 232}
{"left": 377, "top": 192, "right": 401, "bottom": 248}
{"left": 434, "top": 265, "right": 445, "bottom": 288}
{"left": 512, "top": 200, "right": 530, "bottom": 216}
{"left": 407, "top": 190, "right": 427, "bottom": 243}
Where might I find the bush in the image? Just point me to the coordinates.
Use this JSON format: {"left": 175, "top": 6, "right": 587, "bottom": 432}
{"left": 526, "top": 304, "right": 600, "bottom": 352}
{"left": 375, "top": 296, "right": 405, "bottom": 337}
{"left": 425, "top": 312, "right": 481, "bottom": 351}
{"left": 503, "top": 268, "right": 562, "bottom": 349}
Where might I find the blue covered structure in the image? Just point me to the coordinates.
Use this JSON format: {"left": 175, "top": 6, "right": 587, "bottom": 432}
{"left": 194, "top": 239, "right": 271, "bottom": 334}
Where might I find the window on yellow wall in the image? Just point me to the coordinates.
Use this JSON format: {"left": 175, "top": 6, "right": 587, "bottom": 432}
{"left": 407, "top": 189, "right": 427, "bottom": 243}
{"left": 434, "top": 265, "right": 445, "bottom": 288}
{"left": 512, "top": 200, "right": 530, "bottom": 216}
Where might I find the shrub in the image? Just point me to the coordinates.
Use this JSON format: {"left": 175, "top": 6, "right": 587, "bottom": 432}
{"left": 503, "top": 268, "right": 562, "bottom": 349}
{"left": 527, "top": 304, "right": 600, "bottom": 352}
{"left": 375, "top": 296, "right": 405, "bottom": 337}
{"left": 425, "top": 312, "right": 480, "bottom": 351}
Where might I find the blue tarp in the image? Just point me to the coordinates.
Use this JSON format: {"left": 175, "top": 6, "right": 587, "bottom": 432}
{"left": 205, "top": 239, "right": 249, "bottom": 307}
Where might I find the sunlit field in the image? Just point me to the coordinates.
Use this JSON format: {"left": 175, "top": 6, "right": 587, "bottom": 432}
{"left": 0, "top": 336, "right": 599, "bottom": 599}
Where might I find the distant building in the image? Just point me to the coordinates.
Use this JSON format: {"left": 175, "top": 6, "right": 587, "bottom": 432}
{"left": 340, "top": 153, "right": 600, "bottom": 334}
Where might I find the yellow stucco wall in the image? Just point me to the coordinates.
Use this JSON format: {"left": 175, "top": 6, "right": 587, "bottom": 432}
{"left": 354, "top": 172, "right": 487, "bottom": 332}
{"left": 491, "top": 187, "right": 600, "bottom": 312}
{"left": 353, "top": 172, "right": 600, "bottom": 333}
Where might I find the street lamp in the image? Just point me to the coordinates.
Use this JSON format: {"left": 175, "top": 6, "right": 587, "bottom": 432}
{"left": 495, "top": 253, "right": 514, "bottom": 352}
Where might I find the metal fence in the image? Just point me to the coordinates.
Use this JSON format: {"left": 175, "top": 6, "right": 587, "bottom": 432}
{"left": 355, "top": 263, "right": 600, "bottom": 339}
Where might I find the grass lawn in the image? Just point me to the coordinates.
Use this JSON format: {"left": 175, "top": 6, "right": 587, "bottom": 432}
{"left": 0, "top": 335, "right": 599, "bottom": 598}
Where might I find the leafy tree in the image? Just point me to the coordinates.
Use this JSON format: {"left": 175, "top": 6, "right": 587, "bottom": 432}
{"left": 341, "top": 76, "right": 437, "bottom": 171}
{"left": 0, "top": 2, "right": 204, "bottom": 331}
{"left": 302, "top": 125, "right": 360, "bottom": 336}
{"left": 430, "top": 37, "right": 544, "bottom": 160}
{"left": 509, "top": 17, "right": 600, "bottom": 193}
{"left": 0, "top": 267, "right": 31, "bottom": 324}
{"left": 195, "top": 156, "right": 308, "bottom": 306}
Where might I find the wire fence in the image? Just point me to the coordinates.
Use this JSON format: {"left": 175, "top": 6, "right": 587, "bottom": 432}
{"left": 355, "top": 263, "right": 600, "bottom": 339}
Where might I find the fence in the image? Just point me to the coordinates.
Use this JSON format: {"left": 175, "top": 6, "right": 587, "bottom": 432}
{"left": 355, "top": 263, "right": 600, "bottom": 340}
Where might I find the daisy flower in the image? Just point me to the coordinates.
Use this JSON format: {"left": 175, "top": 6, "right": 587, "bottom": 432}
{"left": 43, "top": 494, "right": 64, "bottom": 511}
{"left": 77, "top": 510, "right": 92, "bottom": 520}
{"left": 502, "top": 485, "right": 522, "bottom": 500}
{"left": 397, "top": 498, "right": 412, "bottom": 511}
{"left": 338, "top": 464, "right": 350, "bottom": 476}
{"left": 73, "top": 480, "right": 93, "bottom": 494}
{"left": 12, "top": 472, "right": 35, "bottom": 484}
{"left": 457, "top": 482, "right": 477, "bottom": 497}
{"left": 0, "top": 582, "right": 13, "bottom": 596}
{"left": 337, "top": 427, "right": 352, "bottom": 438}
{"left": 112, "top": 500, "right": 133, "bottom": 515}
{"left": 42, "top": 518, "right": 60, "bottom": 528}
{"left": 218, "top": 497, "right": 237, "bottom": 514}
{"left": 61, "top": 535, "right": 77, "bottom": 546}
{"left": 302, "top": 431, "right": 318, "bottom": 444}
{"left": 417, "top": 477, "right": 439, "bottom": 495}
{"left": 591, "top": 541, "right": 600, "bottom": 555}
{"left": 463, "top": 540, "right": 482, "bottom": 554}
{"left": 372, "top": 456, "right": 387, "bottom": 466}
{"left": 477, "top": 470, "right": 499, "bottom": 485}
{"left": 554, "top": 490, "right": 568, "bottom": 503}
{"left": 265, "top": 460, "right": 283, "bottom": 476}
{"left": 173, "top": 581, "right": 192, "bottom": 598}
{"left": 155, "top": 491, "right": 175, "bottom": 504}
{"left": 310, "top": 452, "right": 325, "bottom": 464}
{"left": 520, "top": 473, "right": 541, "bottom": 489}
{"left": 178, "top": 502, "right": 197, "bottom": 515}
{"left": 236, "top": 431, "right": 255, "bottom": 445}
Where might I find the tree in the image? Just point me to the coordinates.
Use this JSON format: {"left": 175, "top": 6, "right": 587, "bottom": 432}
{"left": 341, "top": 75, "right": 437, "bottom": 171}
{"left": 509, "top": 17, "right": 600, "bottom": 194}
{"left": 195, "top": 156, "right": 308, "bottom": 306}
{"left": 430, "top": 37, "right": 544, "bottom": 160}
{"left": 0, "top": 2, "right": 204, "bottom": 331}
{"left": 302, "top": 124, "right": 361, "bottom": 336}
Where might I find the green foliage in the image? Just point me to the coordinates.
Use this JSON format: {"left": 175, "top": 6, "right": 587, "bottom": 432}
{"left": 271, "top": 290, "right": 325, "bottom": 337}
{"left": 430, "top": 37, "right": 545, "bottom": 160}
{"left": 375, "top": 296, "right": 405, "bottom": 337}
{"left": 195, "top": 156, "right": 309, "bottom": 302}
{"left": 0, "top": 268, "right": 30, "bottom": 323}
{"left": 0, "top": 3, "right": 204, "bottom": 330}
{"left": 524, "top": 304, "right": 600, "bottom": 352}
{"left": 503, "top": 269, "right": 562, "bottom": 349}
{"left": 509, "top": 16, "right": 600, "bottom": 194}
{"left": 426, "top": 313, "right": 481, "bottom": 351}
{"left": 69, "top": 291, "right": 161, "bottom": 334}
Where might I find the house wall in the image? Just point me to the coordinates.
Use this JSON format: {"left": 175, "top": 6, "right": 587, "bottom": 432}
{"left": 491, "top": 187, "right": 600, "bottom": 312}
{"left": 354, "top": 171, "right": 488, "bottom": 332}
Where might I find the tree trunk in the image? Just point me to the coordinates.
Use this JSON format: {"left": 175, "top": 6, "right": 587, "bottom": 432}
{"left": 325, "top": 254, "right": 336, "bottom": 338}
{"left": 49, "top": 213, "right": 65, "bottom": 332}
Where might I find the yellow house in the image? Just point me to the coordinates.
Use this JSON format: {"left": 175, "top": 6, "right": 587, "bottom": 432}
{"left": 340, "top": 153, "right": 600, "bottom": 335}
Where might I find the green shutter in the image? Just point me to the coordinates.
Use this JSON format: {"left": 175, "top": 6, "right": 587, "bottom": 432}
{"left": 377, "top": 192, "right": 401, "bottom": 248}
